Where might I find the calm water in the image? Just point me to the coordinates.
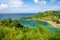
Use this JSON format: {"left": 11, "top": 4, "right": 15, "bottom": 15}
{"left": 20, "top": 20, "right": 58, "bottom": 32}
{"left": 0, "top": 13, "right": 35, "bottom": 20}
{"left": 0, "top": 13, "right": 58, "bottom": 32}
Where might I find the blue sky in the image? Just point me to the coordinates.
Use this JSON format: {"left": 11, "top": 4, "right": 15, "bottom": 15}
{"left": 0, "top": 0, "right": 60, "bottom": 13}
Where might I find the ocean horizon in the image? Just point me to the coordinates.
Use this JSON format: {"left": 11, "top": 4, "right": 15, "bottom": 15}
{"left": 0, "top": 13, "right": 35, "bottom": 20}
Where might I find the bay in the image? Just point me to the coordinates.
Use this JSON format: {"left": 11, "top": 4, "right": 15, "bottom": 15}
{"left": 20, "top": 20, "right": 58, "bottom": 32}
{"left": 0, "top": 13, "right": 58, "bottom": 32}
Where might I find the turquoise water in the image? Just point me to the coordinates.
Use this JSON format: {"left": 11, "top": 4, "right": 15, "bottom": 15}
{"left": 20, "top": 20, "right": 58, "bottom": 32}
{"left": 0, "top": 13, "right": 58, "bottom": 32}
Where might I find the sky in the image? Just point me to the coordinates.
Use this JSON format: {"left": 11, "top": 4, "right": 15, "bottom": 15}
{"left": 0, "top": 0, "right": 60, "bottom": 13}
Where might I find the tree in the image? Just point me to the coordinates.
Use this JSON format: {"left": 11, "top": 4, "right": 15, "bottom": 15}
{"left": 11, "top": 20, "right": 23, "bottom": 28}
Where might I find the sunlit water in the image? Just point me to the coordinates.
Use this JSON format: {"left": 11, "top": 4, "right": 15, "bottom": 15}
{"left": 0, "top": 13, "right": 58, "bottom": 32}
{"left": 20, "top": 20, "right": 58, "bottom": 32}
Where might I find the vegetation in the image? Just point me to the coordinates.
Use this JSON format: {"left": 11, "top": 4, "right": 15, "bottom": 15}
{"left": 34, "top": 11, "right": 60, "bottom": 23}
{"left": 19, "top": 10, "right": 60, "bottom": 23}
{"left": 0, "top": 18, "right": 60, "bottom": 40}
{"left": 0, "top": 10, "right": 60, "bottom": 40}
{"left": 0, "top": 18, "right": 23, "bottom": 28}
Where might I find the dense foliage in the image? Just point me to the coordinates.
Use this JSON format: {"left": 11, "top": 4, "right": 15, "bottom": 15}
{"left": 0, "top": 18, "right": 60, "bottom": 40}
{"left": 34, "top": 11, "right": 60, "bottom": 23}
{"left": 0, "top": 18, "right": 23, "bottom": 28}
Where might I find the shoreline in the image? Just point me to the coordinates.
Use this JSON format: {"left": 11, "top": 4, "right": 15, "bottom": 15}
{"left": 22, "top": 19, "right": 60, "bottom": 29}
{"left": 46, "top": 21, "right": 60, "bottom": 29}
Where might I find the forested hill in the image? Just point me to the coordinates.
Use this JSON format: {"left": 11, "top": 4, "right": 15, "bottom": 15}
{"left": 34, "top": 11, "right": 60, "bottom": 19}
{"left": 33, "top": 11, "right": 60, "bottom": 23}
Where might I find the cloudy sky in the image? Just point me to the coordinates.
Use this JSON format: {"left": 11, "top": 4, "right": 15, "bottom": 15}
{"left": 0, "top": 0, "right": 60, "bottom": 13}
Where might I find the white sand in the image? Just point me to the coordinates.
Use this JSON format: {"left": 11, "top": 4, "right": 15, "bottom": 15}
{"left": 47, "top": 21, "right": 60, "bottom": 29}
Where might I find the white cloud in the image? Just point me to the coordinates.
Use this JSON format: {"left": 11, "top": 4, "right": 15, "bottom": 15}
{"left": 0, "top": 0, "right": 24, "bottom": 9}
{"left": 39, "top": 1, "right": 46, "bottom": 5}
{"left": 34, "top": 0, "right": 46, "bottom": 5}
{"left": 46, "top": 6, "right": 60, "bottom": 11}
{"left": 7, "top": 0, "right": 24, "bottom": 8}
{"left": 51, "top": 0, "right": 56, "bottom": 3}
{"left": 0, "top": 3, "right": 8, "bottom": 9}
{"left": 34, "top": 0, "right": 39, "bottom": 3}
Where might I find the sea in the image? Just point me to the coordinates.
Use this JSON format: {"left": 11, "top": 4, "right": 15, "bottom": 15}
{"left": 0, "top": 13, "right": 58, "bottom": 32}
{"left": 0, "top": 13, "right": 35, "bottom": 20}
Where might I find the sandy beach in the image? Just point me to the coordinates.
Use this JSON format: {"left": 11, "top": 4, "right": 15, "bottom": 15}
{"left": 47, "top": 21, "right": 60, "bottom": 29}
{"left": 23, "top": 19, "right": 60, "bottom": 29}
